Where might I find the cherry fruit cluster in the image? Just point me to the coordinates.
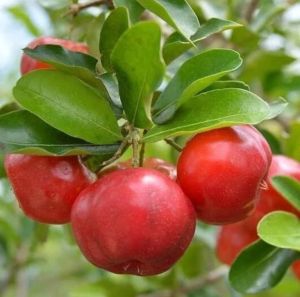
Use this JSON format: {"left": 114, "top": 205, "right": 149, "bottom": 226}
{"left": 5, "top": 37, "right": 277, "bottom": 276}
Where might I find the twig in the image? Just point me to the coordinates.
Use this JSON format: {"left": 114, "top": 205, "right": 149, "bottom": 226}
{"left": 244, "top": 0, "right": 259, "bottom": 22}
{"left": 138, "top": 266, "right": 228, "bottom": 297}
{"left": 164, "top": 139, "right": 183, "bottom": 152}
{"left": 64, "top": 0, "right": 113, "bottom": 17}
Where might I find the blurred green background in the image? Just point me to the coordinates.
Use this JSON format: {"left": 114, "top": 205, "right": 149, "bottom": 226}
{"left": 1, "top": 0, "right": 300, "bottom": 296}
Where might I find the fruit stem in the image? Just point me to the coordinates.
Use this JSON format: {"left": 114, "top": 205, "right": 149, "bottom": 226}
{"left": 131, "top": 128, "right": 140, "bottom": 168}
{"left": 164, "top": 138, "right": 183, "bottom": 152}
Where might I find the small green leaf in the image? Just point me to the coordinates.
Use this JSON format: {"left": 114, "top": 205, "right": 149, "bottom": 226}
{"left": 229, "top": 240, "right": 299, "bottom": 294}
{"left": 271, "top": 176, "right": 300, "bottom": 211}
{"left": 137, "top": 0, "right": 200, "bottom": 39}
{"left": 259, "top": 129, "right": 282, "bottom": 154}
{"left": 100, "top": 73, "right": 122, "bottom": 108}
{"left": 285, "top": 121, "right": 300, "bottom": 161}
{"left": 266, "top": 98, "right": 288, "bottom": 120}
{"left": 13, "top": 70, "right": 122, "bottom": 145}
{"left": 163, "top": 18, "right": 242, "bottom": 64}
{"left": 203, "top": 80, "right": 250, "bottom": 92}
{"left": 145, "top": 89, "right": 271, "bottom": 142}
{"left": 0, "top": 110, "right": 119, "bottom": 156}
{"left": 111, "top": 21, "right": 165, "bottom": 128}
{"left": 154, "top": 49, "right": 242, "bottom": 123}
{"left": 100, "top": 7, "right": 130, "bottom": 72}
{"left": 113, "top": 0, "right": 144, "bottom": 23}
{"left": 24, "top": 45, "right": 108, "bottom": 97}
{"left": 258, "top": 211, "right": 300, "bottom": 252}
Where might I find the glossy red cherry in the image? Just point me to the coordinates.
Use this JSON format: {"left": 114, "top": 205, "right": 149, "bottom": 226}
{"left": 71, "top": 168, "right": 196, "bottom": 276}
{"left": 5, "top": 154, "right": 94, "bottom": 224}
{"left": 99, "top": 157, "right": 176, "bottom": 180}
{"left": 292, "top": 260, "right": 300, "bottom": 280}
{"left": 177, "top": 125, "right": 272, "bottom": 225}
{"left": 21, "top": 36, "right": 89, "bottom": 75}
{"left": 216, "top": 223, "right": 258, "bottom": 265}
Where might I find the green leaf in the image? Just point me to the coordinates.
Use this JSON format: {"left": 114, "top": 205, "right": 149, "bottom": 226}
{"left": 258, "top": 211, "right": 300, "bottom": 252}
{"left": 113, "top": 0, "right": 144, "bottom": 23}
{"left": 266, "top": 98, "right": 288, "bottom": 120}
{"left": 163, "top": 18, "right": 242, "bottom": 64}
{"left": 24, "top": 45, "right": 109, "bottom": 97}
{"left": 241, "top": 51, "right": 295, "bottom": 82}
{"left": 111, "top": 21, "right": 165, "bottom": 128}
{"left": 145, "top": 89, "right": 272, "bottom": 142}
{"left": 13, "top": 70, "right": 122, "bottom": 145}
{"left": 285, "top": 121, "right": 300, "bottom": 161}
{"left": 203, "top": 80, "right": 250, "bottom": 92}
{"left": 8, "top": 5, "right": 41, "bottom": 36}
{"left": 137, "top": 0, "right": 200, "bottom": 40}
{"left": 100, "top": 73, "right": 122, "bottom": 109}
{"left": 259, "top": 129, "right": 282, "bottom": 154}
{"left": 154, "top": 49, "right": 242, "bottom": 124}
{"left": 229, "top": 240, "right": 299, "bottom": 294}
{"left": 0, "top": 110, "right": 119, "bottom": 156}
{"left": 100, "top": 7, "right": 130, "bottom": 72}
{"left": 271, "top": 176, "right": 300, "bottom": 211}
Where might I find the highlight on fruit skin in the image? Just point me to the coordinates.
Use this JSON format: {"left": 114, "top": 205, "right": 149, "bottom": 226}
{"left": 177, "top": 125, "right": 272, "bottom": 225}
{"left": 20, "top": 36, "right": 89, "bottom": 75}
{"left": 4, "top": 154, "right": 94, "bottom": 224}
{"left": 71, "top": 167, "right": 196, "bottom": 276}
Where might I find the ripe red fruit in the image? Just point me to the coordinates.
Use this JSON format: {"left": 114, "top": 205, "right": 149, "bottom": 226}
{"left": 216, "top": 223, "right": 258, "bottom": 265}
{"left": 71, "top": 168, "right": 196, "bottom": 276}
{"left": 99, "top": 157, "right": 176, "bottom": 180}
{"left": 292, "top": 260, "right": 300, "bottom": 280}
{"left": 177, "top": 125, "right": 272, "bottom": 225}
{"left": 20, "top": 36, "right": 89, "bottom": 75}
{"left": 5, "top": 154, "right": 94, "bottom": 224}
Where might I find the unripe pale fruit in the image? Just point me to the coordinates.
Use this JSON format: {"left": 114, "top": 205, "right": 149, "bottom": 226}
{"left": 20, "top": 37, "right": 89, "bottom": 75}
{"left": 177, "top": 125, "right": 272, "bottom": 225}
{"left": 99, "top": 157, "right": 176, "bottom": 180}
{"left": 71, "top": 168, "right": 196, "bottom": 276}
{"left": 5, "top": 154, "right": 94, "bottom": 224}
{"left": 216, "top": 223, "right": 258, "bottom": 265}
{"left": 292, "top": 260, "right": 300, "bottom": 280}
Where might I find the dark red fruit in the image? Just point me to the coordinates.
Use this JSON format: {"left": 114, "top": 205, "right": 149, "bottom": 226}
{"left": 21, "top": 36, "right": 89, "bottom": 75}
{"left": 292, "top": 260, "right": 300, "bottom": 280}
{"left": 216, "top": 223, "right": 258, "bottom": 265}
{"left": 5, "top": 154, "right": 94, "bottom": 224}
{"left": 71, "top": 168, "right": 196, "bottom": 276}
{"left": 177, "top": 125, "right": 272, "bottom": 225}
{"left": 99, "top": 157, "right": 176, "bottom": 180}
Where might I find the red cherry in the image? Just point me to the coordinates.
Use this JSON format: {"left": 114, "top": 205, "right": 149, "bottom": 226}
{"left": 216, "top": 223, "right": 258, "bottom": 265}
{"left": 5, "top": 154, "right": 94, "bottom": 224}
{"left": 20, "top": 36, "right": 89, "bottom": 75}
{"left": 71, "top": 168, "right": 196, "bottom": 276}
{"left": 99, "top": 157, "right": 176, "bottom": 180}
{"left": 177, "top": 125, "right": 272, "bottom": 225}
{"left": 292, "top": 260, "right": 300, "bottom": 280}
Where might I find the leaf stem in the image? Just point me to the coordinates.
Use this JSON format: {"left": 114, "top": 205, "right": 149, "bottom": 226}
{"left": 131, "top": 128, "right": 140, "bottom": 168}
{"left": 164, "top": 138, "right": 183, "bottom": 152}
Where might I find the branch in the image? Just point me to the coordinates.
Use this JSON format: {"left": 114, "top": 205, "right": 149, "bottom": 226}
{"left": 244, "top": 0, "right": 259, "bottom": 22}
{"left": 138, "top": 266, "right": 228, "bottom": 297}
{"left": 64, "top": 0, "right": 113, "bottom": 17}
{"left": 164, "top": 139, "right": 183, "bottom": 152}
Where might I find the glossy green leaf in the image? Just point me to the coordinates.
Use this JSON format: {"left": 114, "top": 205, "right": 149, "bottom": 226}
{"left": 203, "top": 80, "right": 249, "bottom": 92}
{"left": 137, "top": 0, "right": 200, "bottom": 40}
{"left": 113, "top": 0, "right": 144, "bottom": 23}
{"left": 24, "top": 45, "right": 108, "bottom": 97}
{"left": 111, "top": 21, "right": 165, "bottom": 128}
{"left": 0, "top": 110, "right": 119, "bottom": 156}
{"left": 266, "top": 98, "right": 288, "bottom": 120}
{"left": 258, "top": 211, "right": 300, "bottom": 252}
{"left": 229, "top": 240, "right": 299, "bottom": 293}
{"left": 100, "top": 73, "right": 122, "bottom": 108}
{"left": 154, "top": 49, "right": 242, "bottom": 123}
{"left": 100, "top": 7, "right": 130, "bottom": 72}
{"left": 163, "top": 18, "right": 241, "bottom": 64}
{"left": 145, "top": 89, "right": 278, "bottom": 142}
{"left": 13, "top": 70, "right": 122, "bottom": 144}
{"left": 271, "top": 176, "right": 300, "bottom": 211}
